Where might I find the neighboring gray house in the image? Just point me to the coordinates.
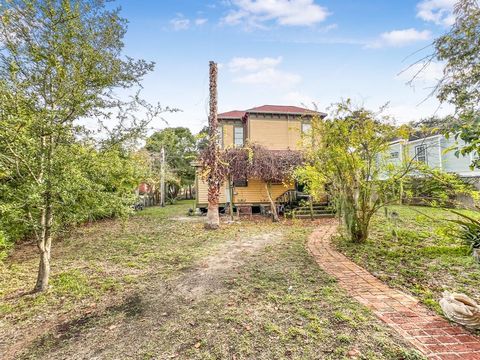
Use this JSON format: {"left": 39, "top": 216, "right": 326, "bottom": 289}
{"left": 387, "top": 134, "right": 480, "bottom": 178}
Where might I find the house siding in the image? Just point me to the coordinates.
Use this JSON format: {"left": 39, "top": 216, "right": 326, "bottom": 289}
{"left": 406, "top": 137, "right": 442, "bottom": 169}
{"left": 248, "top": 114, "right": 304, "bottom": 150}
{"left": 197, "top": 177, "right": 227, "bottom": 205}
{"left": 440, "top": 137, "right": 475, "bottom": 175}
{"left": 233, "top": 179, "right": 294, "bottom": 204}
{"left": 222, "top": 124, "right": 234, "bottom": 149}
{"left": 196, "top": 176, "right": 294, "bottom": 207}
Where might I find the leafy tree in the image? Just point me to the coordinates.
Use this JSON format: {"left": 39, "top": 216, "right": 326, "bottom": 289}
{"left": 431, "top": 0, "right": 480, "bottom": 167}
{"left": 195, "top": 126, "right": 210, "bottom": 151}
{"left": 0, "top": 0, "right": 154, "bottom": 292}
{"left": 296, "top": 101, "right": 409, "bottom": 243}
{"left": 146, "top": 127, "right": 196, "bottom": 197}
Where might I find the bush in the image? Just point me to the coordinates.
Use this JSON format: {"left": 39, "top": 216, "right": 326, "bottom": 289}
{"left": 0, "top": 229, "right": 10, "bottom": 262}
{"left": 403, "top": 168, "right": 479, "bottom": 208}
{"left": 450, "top": 210, "right": 480, "bottom": 251}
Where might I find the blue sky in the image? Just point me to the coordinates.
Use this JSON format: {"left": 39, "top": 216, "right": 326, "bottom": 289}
{"left": 115, "top": 0, "right": 456, "bottom": 133}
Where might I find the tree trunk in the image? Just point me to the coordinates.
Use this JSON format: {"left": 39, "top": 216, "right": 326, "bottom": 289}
{"left": 205, "top": 61, "right": 222, "bottom": 230}
{"left": 35, "top": 246, "right": 50, "bottom": 292}
{"left": 34, "top": 135, "right": 54, "bottom": 293}
{"left": 229, "top": 179, "right": 234, "bottom": 221}
{"left": 265, "top": 182, "right": 279, "bottom": 222}
{"left": 34, "top": 199, "right": 53, "bottom": 292}
{"left": 347, "top": 211, "right": 369, "bottom": 243}
{"left": 205, "top": 201, "right": 220, "bottom": 229}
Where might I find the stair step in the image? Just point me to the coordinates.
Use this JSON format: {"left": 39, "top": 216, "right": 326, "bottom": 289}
{"left": 288, "top": 213, "right": 335, "bottom": 219}
{"left": 295, "top": 206, "right": 333, "bottom": 211}
{"left": 294, "top": 211, "right": 334, "bottom": 216}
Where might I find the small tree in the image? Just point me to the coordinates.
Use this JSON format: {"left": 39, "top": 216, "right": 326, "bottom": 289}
{"left": 146, "top": 127, "right": 196, "bottom": 199}
{"left": 297, "top": 101, "right": 407, "bottom": 243}
{"left": 0, "top": 0, "right": 154, "bottom": 292}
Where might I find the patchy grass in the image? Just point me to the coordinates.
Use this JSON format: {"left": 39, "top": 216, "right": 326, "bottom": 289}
{"left": 333, "top": 205, "right": 480, "bottom": 315}
{"left": 1, "top": 202, "right": 421, "bottom": 359}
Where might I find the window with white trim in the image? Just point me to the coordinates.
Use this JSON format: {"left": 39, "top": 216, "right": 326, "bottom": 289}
{"left": 234, "top": 126, "right": 244, "bottom": 147}
{"left": 415, "top": 145, "right": 427, "bottom": 163}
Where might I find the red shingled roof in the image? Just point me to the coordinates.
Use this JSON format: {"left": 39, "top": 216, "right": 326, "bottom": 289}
{"left": 218, "top": 110, "right": 246, "bottom": 119}
{"left": 247, "top": 105, "right": 324, "bottom": 116}
{"left": 218, "top": 105, "right": 326, "bottom": 120}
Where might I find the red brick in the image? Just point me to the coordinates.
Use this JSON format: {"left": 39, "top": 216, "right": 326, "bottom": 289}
{"left": 308, "top": 224, "right": 480, "bottom": 359}
{"left": 437, "top": 354, "right": 462, "bottom": 360}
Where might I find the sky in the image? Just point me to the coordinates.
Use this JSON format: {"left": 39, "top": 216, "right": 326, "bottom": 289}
{"left": 113, "top": 0, "right": 457, "bottom": 133}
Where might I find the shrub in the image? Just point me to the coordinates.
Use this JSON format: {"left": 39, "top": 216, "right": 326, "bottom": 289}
{"left": 403, "top": 168, "right": 479, "bottom": 208}
{"left": 0, "top": 229, "right": 10, "bottom": 262}
{"left": 450, "top": 210, "right": 480, "bottom": 251}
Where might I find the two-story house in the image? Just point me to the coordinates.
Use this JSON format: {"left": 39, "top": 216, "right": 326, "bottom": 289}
{"left": 195, "top": 105, "right": 326, "bottom": 212}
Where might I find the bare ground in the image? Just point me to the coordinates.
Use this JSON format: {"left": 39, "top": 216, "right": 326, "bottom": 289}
{"left": 1, "top": 203, "right": 422, "bottom": 360}
{"left": 19, "top": 231, "right": 281, "bottom": 360}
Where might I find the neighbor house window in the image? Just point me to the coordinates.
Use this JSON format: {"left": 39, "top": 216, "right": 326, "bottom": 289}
{"left": 415, "top": 145, "right": 427, "bottom": 163}
{"left": 234, "top": 126, "right": 244, "bottom": 147}
{"left": 301, "top": 122, "right": 311, "bottom": 134}
{"left": 390, "top": 151, "right": 399, "bottom": 159}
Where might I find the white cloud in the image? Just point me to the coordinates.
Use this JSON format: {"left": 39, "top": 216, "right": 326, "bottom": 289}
{"left": 417, "top": 0, "right": 456, "bottom": 26}
{"left": 228, "top": 56, "right": 301, "bottom": 87}
{"left": 368, "top": 28, "right": 432, "bottom": 48}
{"left": 228, "top": 56, "right": 283, "bottom": 72}
{"left": 396, "top": 61, "right": 445, "bottom": 83}
{"left": 222, "top": 0, "right": 330, "bottom": 28}
{"left": 170, "top": 16, "right": 190, "bottom": 31}
{"left": 195, "top": 18, "right": 208, "bottom": 26}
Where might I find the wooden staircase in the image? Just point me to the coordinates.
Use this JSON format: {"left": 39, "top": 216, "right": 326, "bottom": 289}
{"left": 276, "top": 190, "right": 335, "bottom": 219}
{"left": 287, "top": 202, "right": 335, "bottom": 219}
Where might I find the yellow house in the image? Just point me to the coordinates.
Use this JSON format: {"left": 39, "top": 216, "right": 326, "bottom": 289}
{"left": 196, "top": 105, "right": 326, "bottom": 212}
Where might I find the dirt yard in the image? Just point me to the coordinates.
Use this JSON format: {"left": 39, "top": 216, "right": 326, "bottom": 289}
{"left": 0, "top": 202, "right": 423, "bottom": 359}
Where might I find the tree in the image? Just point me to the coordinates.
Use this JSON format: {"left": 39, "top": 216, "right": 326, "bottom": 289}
{"left": 430, "top": 0, "right": 480, "bottom": 167}
{"left": 0, "top": 0, "right": 154, "bottom": 292}
{"left": 220, "top": 144, "right": 303, "bottom": 222}
{"left": 248, "top": 145, "right": 302, "bottom": 222}
{"left": 202, "top": 62, "right": 223, "bottom": 230}
{"left": 296, "top": 101, "right": 408, "bottom": 243}
{"left": 146, "top": 127, "right": 196, "bottom": 198}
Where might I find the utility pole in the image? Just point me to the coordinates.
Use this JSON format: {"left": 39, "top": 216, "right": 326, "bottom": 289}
{"left": 160, "top": 146, "right": 165, "bottom": 207}
{"left": 205, "top": 61, "right": 221, "bottom": 229}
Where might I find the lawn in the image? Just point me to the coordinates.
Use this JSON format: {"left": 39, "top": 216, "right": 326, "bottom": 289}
{"left": 333, "top": 205, "right": 480, "bottom": 316}
{"left": 0, "top": 201, "right": 423, "bottom": 359}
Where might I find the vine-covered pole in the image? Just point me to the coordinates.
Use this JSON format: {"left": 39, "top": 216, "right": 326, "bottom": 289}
{"left": 205, "top": 61, "right": 221, "bottom": 229}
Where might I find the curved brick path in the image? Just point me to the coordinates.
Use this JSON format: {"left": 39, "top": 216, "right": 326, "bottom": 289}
{"left": 308, "top": 223, "right": 480, "bottom": 360}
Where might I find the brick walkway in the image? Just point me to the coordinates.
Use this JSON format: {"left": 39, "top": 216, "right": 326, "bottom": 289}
{"left": 308, "top": 223, "right": 480, "bottom": 360}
